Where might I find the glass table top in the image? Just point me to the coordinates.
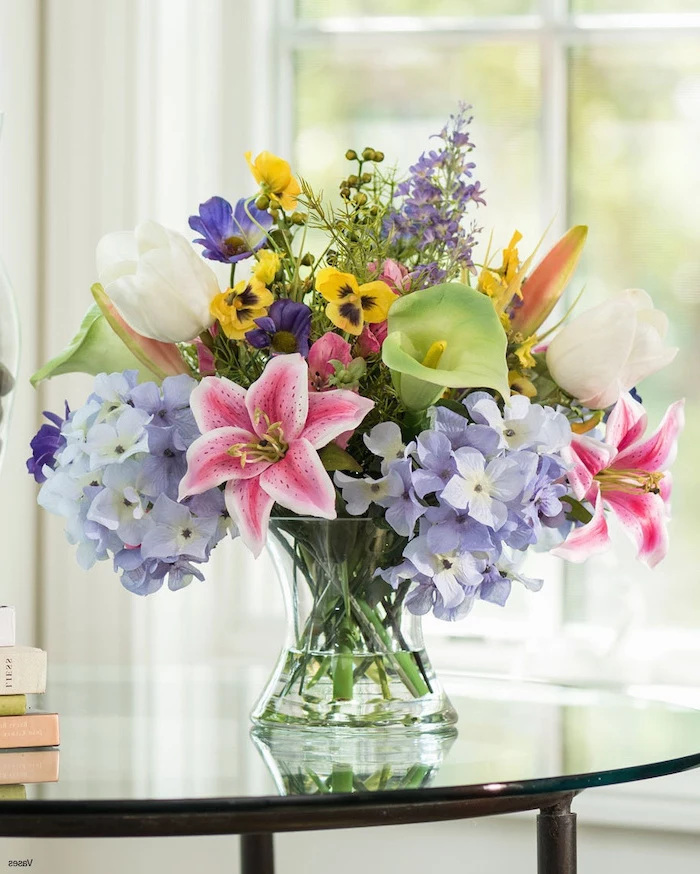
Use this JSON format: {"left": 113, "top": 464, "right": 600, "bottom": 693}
{"left": 4, "top": 663, "right": 700, "bottom": 810}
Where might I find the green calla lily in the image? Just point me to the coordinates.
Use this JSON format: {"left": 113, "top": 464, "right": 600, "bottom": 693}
{"left": 30, "top": 305, "right": 155, "bottom": 387}
{"left": 382, "top": 283, "right": 510, "bottom": 411}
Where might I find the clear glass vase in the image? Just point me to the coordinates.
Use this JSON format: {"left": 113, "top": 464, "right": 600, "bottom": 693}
{"left": 251, "top": 517, "right": 458, "bottom": 733}
{"left": 0, "top": 257, "right": 19, "bottom": 475}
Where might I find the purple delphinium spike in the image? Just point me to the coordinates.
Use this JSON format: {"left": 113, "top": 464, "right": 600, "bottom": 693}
{"left": 384, "top": 103, "right": 484, "bottom": 283}
{"left": 189, "top": 196, "right": 272, "bottom": 263}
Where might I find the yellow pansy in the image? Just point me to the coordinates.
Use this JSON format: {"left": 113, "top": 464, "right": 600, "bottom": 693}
{"left": 210, "top": 277, "right": 273, "bottom": 340}
{"left": 253, "top": 250, "right": 281, "bottom": 284}
{"left": 245, "top": 150, "right": 301, "bottom": 212}
{"left": 315, "top": 267, "right": 397, "bottom": 336}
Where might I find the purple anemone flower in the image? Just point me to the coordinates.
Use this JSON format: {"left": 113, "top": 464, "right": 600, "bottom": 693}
{"left": 26, "top": 403, "right": 69, "bottom": 483}
{"left": 245, "top": 299, "right": 312, "bottom": 357}
{"left": 189, "top": 196, "right": 272, "bottom": 263}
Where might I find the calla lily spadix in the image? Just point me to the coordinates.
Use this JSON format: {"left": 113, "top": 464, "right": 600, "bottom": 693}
{"left": 552, "top": 391, "right": 685, "bottom": 568}
{"left": 178, "top": 354, "right": 374, "bottom": 556}
{"left": 382, "top": 283, "right": 510, "bottom": 411}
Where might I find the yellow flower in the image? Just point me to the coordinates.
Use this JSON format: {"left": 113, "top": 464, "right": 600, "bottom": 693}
{"left": 478, "top": 230, "right": 524, "bottom": 302}
{"left": 501, "top": 230, "right": 522, "bottom": 285}
{"left": 513, "top": 335, "right": 537, "bottom": 369}
{"left": 253, "top": 250, "right": 281, "bottom": 285}
{"left": 315, "top": 267, "right": 397, "bottom": 336}
{"left": 210, "top": 278, "right": 273, "bottom": 340}
{"left": 508, "top": 369, "right": 537, "bottom": 398}
{"left": 245, "top": 150, "right": 301, "bottom": 212}
{"left": 478, "top": 268, "right": 502, "bottom": 298}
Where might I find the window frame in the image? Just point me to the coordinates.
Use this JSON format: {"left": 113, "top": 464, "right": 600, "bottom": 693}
{"left": 270, "top": 0, "right": 700, "bottom": 682}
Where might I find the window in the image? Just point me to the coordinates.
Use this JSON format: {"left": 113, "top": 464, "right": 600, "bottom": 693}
{"left": 279, "top": 0, "right": 700, "bottom": 680}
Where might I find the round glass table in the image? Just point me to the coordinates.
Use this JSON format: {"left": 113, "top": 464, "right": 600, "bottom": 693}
{"left": 1, "top": 664, "right": 700, "bottom": 874}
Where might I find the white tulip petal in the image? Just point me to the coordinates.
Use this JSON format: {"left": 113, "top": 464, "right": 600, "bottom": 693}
{"left": 135, "top": 219, "right": 172, "bottom": 254}
{"left": 635, "top": 307, "right": 668, "bottom": 339}
{"left": 547, "top": 298, "right": 636, "bottom": 405}
{"left": 96, "top": 231, "right": 139, "bottom": 286}
{"left": 621, "top": 288, "right": 654, "bottom": 311}
{"left": 100, "top": 220, "right": 219, "bottom": 343}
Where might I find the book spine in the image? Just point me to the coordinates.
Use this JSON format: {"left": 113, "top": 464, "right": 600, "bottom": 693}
{"left": 0, "top": 607, "right": 15, "bottom": 647}
{"left": 2, "top": 649, "right": 47, "bottom": 694}
{"left": 0, "top": 713, "right": 59, "bottom": 749}
{"left": 0, "top": 784, "right": 27, "bottom": 800}
{"left": 0, "top": 749, "right": 60, "bottom": 784}
{"left": 0, "top": 695, "right": 26, "bottom": 717}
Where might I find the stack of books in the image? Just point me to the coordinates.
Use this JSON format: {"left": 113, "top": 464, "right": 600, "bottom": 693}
{"left": 0, "top": 606, "right": 59, "bottom": 799}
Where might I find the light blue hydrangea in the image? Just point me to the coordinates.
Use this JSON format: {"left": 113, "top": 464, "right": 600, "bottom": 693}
{"left": 37, "top": 371, "right": 237, "bottom": 595}
{"left": 338, "top": 394, "right": 573, "bottom": 621}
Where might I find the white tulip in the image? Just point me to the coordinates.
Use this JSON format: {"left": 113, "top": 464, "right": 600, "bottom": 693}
{"left": 546, "top": 289, "right": 677, "bottom": 409}
{"left": 96, "top": 220, "right": 220, "bottom": 343}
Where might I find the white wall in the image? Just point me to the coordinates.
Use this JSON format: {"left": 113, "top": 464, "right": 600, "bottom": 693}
{"left": 0, "top": 0, "right": 40, "bottom": 646}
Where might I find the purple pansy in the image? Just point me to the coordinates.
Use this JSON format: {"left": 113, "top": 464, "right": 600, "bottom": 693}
{"left": 189, "top": 196, "right": 273, "bottom": 263}
{"left": 245, "top": 299, "right": 312, "bottom": 357}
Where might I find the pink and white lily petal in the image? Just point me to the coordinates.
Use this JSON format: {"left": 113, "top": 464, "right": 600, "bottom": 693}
{"left": 613, "top": 398, "right": 685, "bottom": 473}
{"left": 259, "top": 438, "right": 337, "bottom": 519}
{"left": 561, "top": 435, "right": 616, "bottom": 501}
{"left": 660, "top": 470, "right": 673, "bottom": 507}
{"left": 190, "top": 375, "right": 253, "bottom": 432}
{"left": 551, "top": 485, "right": 611, "bottom": 563}
{"left": 604, "top": 489, "right": 668, "bottom": 569}
{"left": 604, "top": 390, "right": 647, "bottom": 452}
{"left": 225, "top": 478, "right": 275, "bottom": 558}
{"left": 246, "top": 353, "right": 308, "bottom": 440}
{"left": 302, "top": 390, "right": 375, "bottom": 449}
{"left": 178, "top": 427, "right": 270, "bottom": 499}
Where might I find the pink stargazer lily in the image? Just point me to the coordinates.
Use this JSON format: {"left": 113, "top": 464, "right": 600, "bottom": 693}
{"left": 178, "top": 353, "right": 374, "bottom": 556}
{"left": 553, "top": 392, "right": 684, "bottom": 568}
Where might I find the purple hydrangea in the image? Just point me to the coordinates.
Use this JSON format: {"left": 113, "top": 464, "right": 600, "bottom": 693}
{"left": 32, "top": 372, "right": 236, "bottom": 594}
{"left": 336, "top": 393, "right": 573, "bottom": 621}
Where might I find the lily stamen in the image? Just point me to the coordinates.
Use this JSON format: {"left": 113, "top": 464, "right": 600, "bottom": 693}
{"left": 596, "top": 468, "right": 664, "bottom": 496}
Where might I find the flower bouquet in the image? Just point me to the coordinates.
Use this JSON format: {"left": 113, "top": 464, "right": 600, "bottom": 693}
{"left": 29, "top": 105, "right": 683, "bottom": 731}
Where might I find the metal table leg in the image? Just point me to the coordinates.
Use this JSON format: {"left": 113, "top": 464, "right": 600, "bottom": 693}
{"left": 537, "top": 796, "right": 577, "bottom": 874}
{"left": 240, "top": 833, "right": 275, "bottom": 874}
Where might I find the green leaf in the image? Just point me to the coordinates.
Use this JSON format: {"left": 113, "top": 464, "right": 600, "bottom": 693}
{"left": 434, "top": 398, "right": 471, "bottom": 419}
{"left": 561, "top": 495, "right": 594, "bottom": 525}
{"left": 382, "top": 283, "right": 509, "bottom": 411}
{"left": 318, "top": 443, "right": 363, "bottom": 472}
{"left": 30, "top": 304, "right": 149, "bottom": 387}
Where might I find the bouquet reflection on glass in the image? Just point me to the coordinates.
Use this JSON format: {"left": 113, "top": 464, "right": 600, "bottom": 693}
{"left": 252, "top": 725, "right": 455, "bottom": 795}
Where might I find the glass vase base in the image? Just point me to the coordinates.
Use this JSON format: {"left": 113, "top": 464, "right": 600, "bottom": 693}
{"left": 251, "top": 647, "right": 458, "bottom": 733}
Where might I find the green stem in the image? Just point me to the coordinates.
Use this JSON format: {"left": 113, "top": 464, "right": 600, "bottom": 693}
{"left": 330, "top": 765, "right": 354, "bottom": 794}
{"left": 354, "top": 598, "right": 429, "bottom": 698}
